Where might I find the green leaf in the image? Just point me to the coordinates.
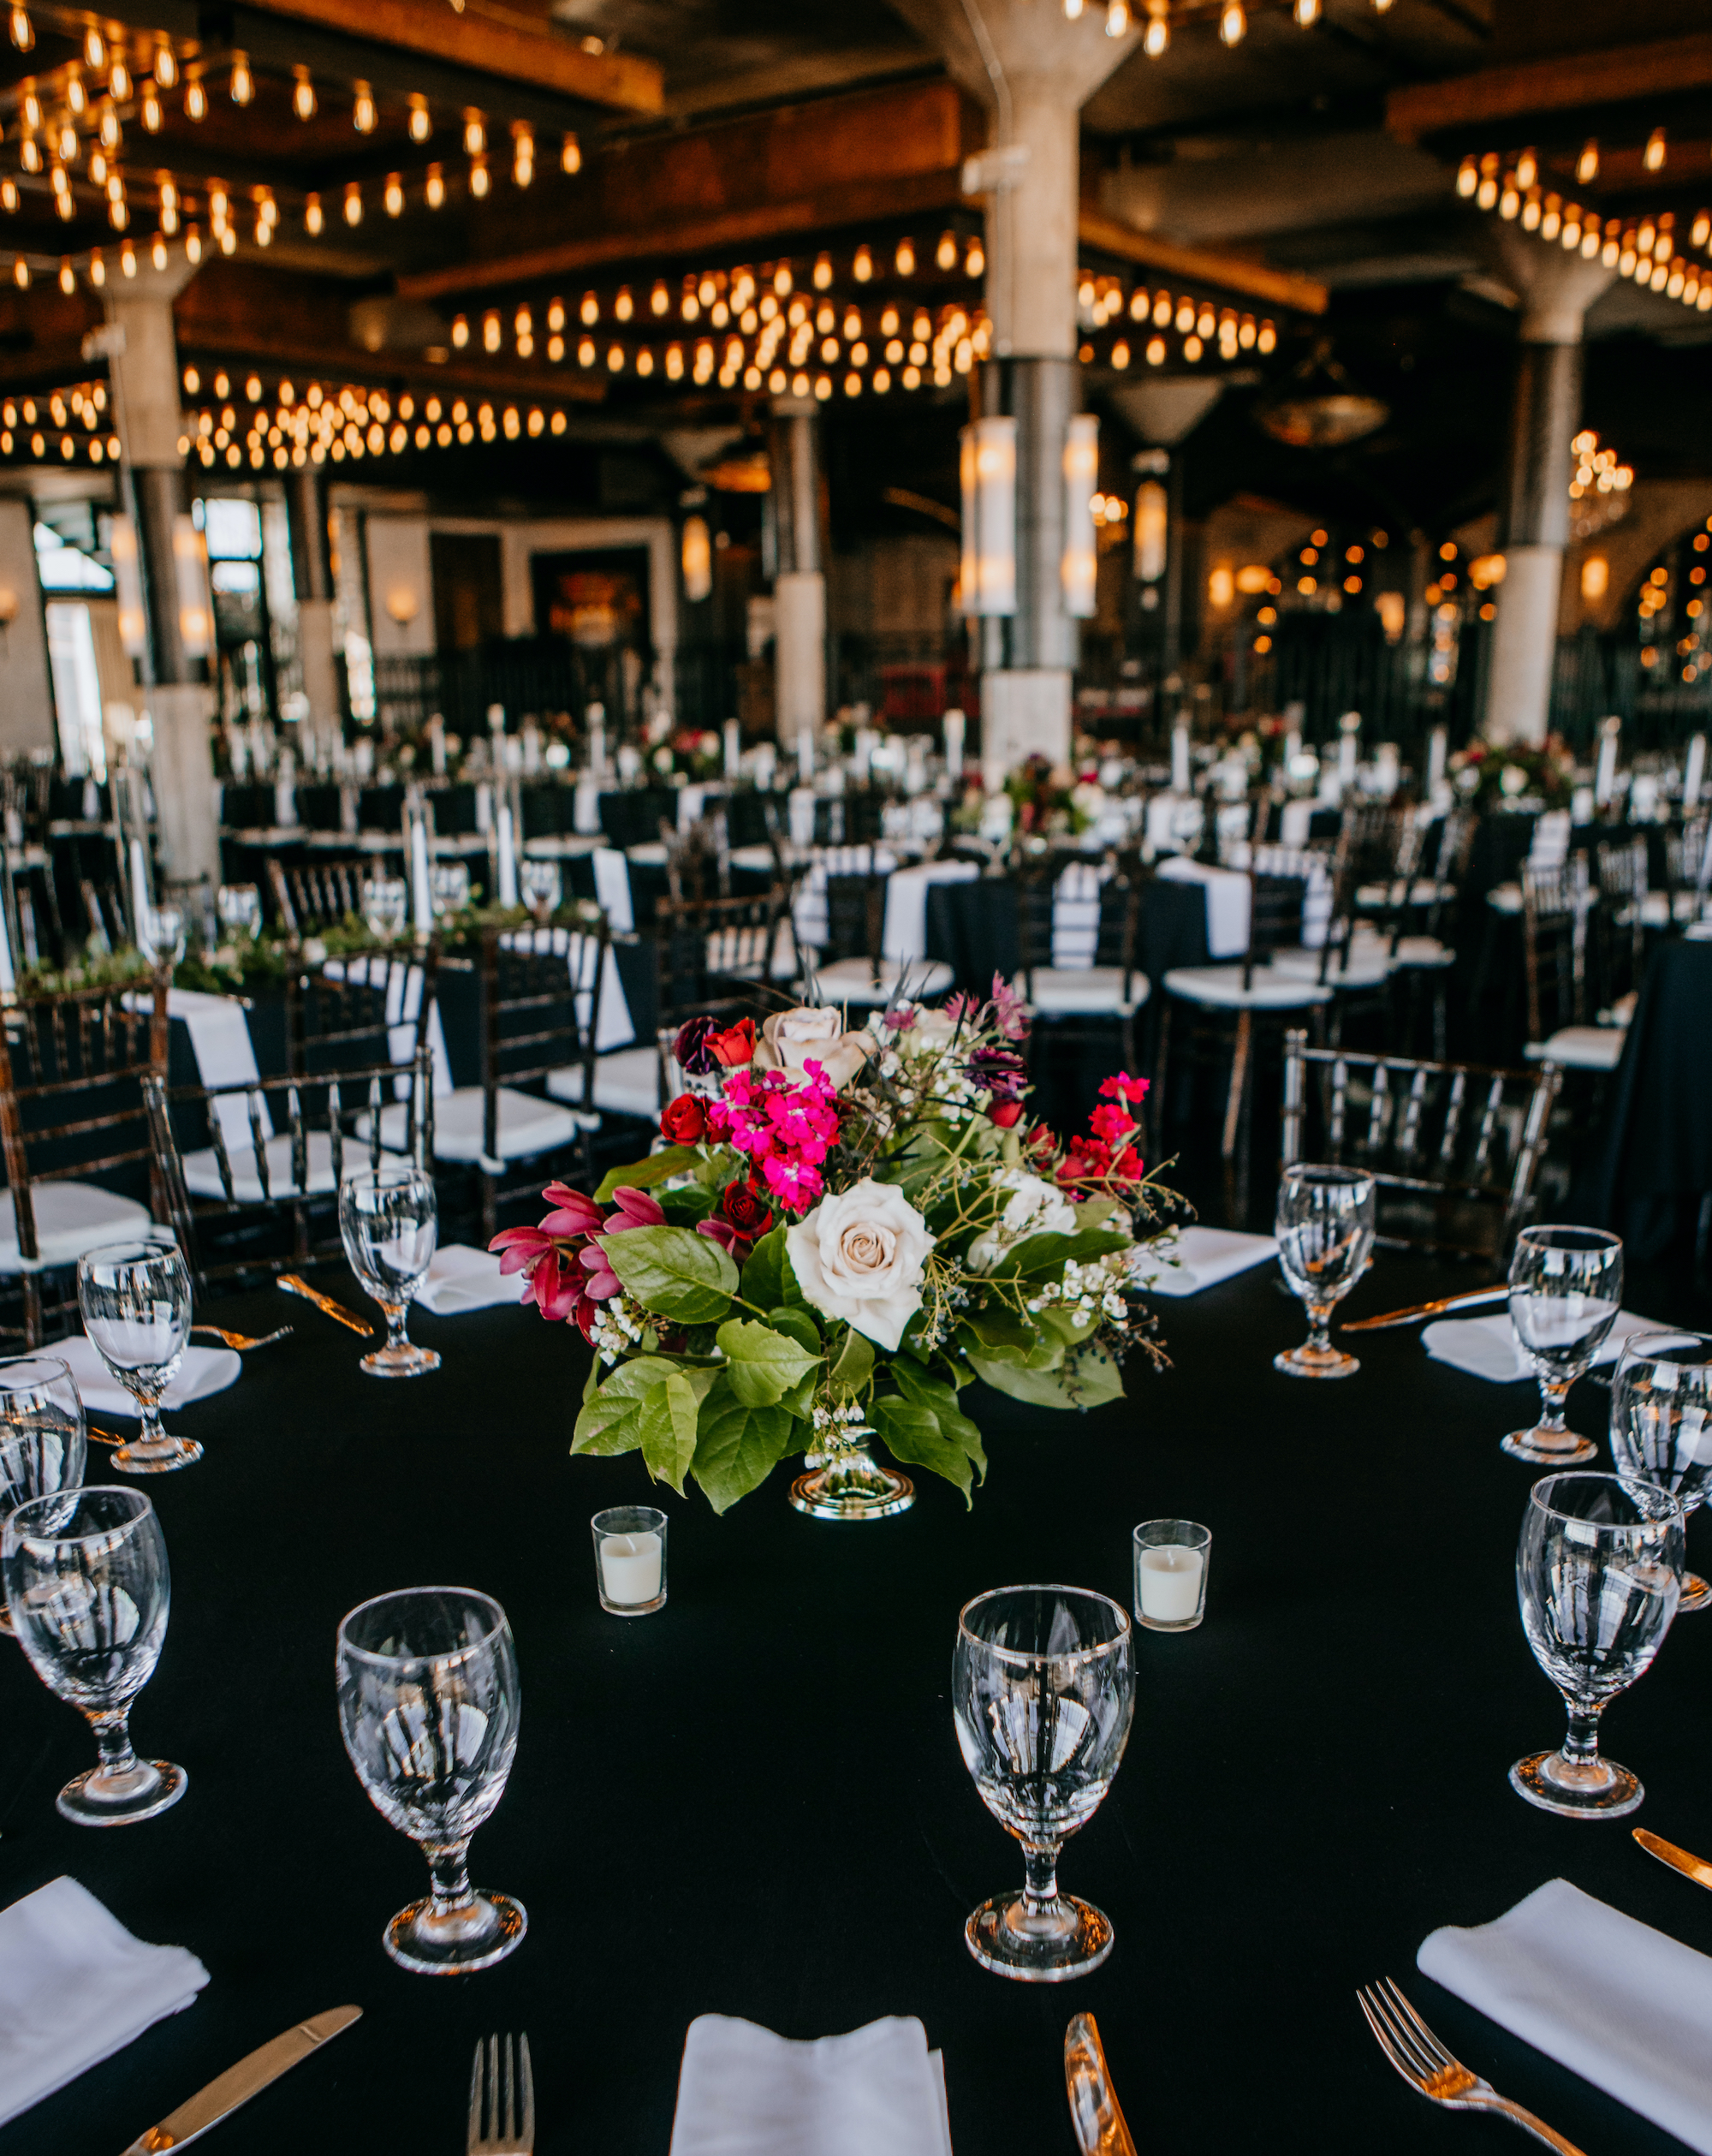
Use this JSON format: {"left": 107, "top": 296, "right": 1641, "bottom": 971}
{"left": 963, "top": 1303, "right": 1035, "bottom": 1352}
{"left": 690, "top": 1376, "right": 799, "bottom": 1513}
{"left": 892, "top": 1362, "right": 986, "bottom": 1480}
{"left": 716, "top": 1318, "right": 820, "bottom": 1408}
{"left": 998, "top": 1229, "right": 1131, "bottom": 1281}
{"left": 604, "top": 1225, "right": 737, "bottom": 1324}
{"left": 571, "top": 1352, "right": 685, "bottom": 1456}
{"left": 966, "top": 1341, "right": 1124, "bottom": 1410}
{"left": 871, "top": 1396, "right": 974, "bottom": 1504}
{"left": 829, "top": 1325, "right": 874, "bottom": 1393}
{"left": 658, "top": 1185, "right": 716, "bottom": 1226}
{"left": 739, "top": 1224, "right": 800, "bottom": 1312}
{"left": 593, "top": 1146, "right": 702, "bottom": 1203}
{"left": 769, "top": 1305, "right": 822, "bottom": 1356}
{"left": 639, "top": 1370, "right": 701, "bottom": 1496}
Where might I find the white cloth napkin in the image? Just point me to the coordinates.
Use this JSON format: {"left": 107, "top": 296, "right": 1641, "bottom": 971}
{"left": 168, "top": 988, "right": 270, "bottom": 1147}
{"left": 882, "top": 861, "right": 978, "bottom": 963}
{"left": 1418, "top": 1879, "right": 1712, "bottom": 2155}
{"left": 416, "top": 1244, "right": 525, "bottom": 1315}
{"left": 592, "top": 847, "right": 634, "bottom": 934}
{"left": 1422, "top": 1309, "right": 1660, "bottom": 1383}
{"left": 1135, "top": 1225, "right": 1279, "bottom": 1296}
{"left": 0, "top": 1876, "right": 209, "bottom": 2129}
{"left": 55, "top": 1334, "right": 241, "bottom": 1419}
{"left": 669, "top": 2016, "right": 952, "bottom": 2156}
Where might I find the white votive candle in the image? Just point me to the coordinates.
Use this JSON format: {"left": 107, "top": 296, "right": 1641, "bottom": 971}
{"left": 600, "top": 1531, "right": 662, "bottom": 1606}
{"left": 1138, "top": 1546, "right": 1203, "bottom": 1624}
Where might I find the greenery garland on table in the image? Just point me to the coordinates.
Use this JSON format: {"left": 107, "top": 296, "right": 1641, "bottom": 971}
{"left": 494, "top": 983, "right": 1176, "bottom": 1513}
{"left": 1448, "top": 735, "right": 1577, "bottom": 811}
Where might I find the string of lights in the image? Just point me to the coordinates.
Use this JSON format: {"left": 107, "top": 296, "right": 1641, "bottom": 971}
{"left": 1055, "top": 0, "right": 1406, "bottom": 50}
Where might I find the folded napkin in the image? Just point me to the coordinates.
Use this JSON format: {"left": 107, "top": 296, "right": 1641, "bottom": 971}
{"left": 669, "top": 2016, "right": 952, "bottom": 2156}
{"left": 1135, "top": 1225, "right": 1278, "bottom": 1297}
{"left": 1419, "top": 1879, "right": 1712, "bottom": 2155}
{"left": 0, "top": 1876, "right": 209, "bottom": 2128}
{"left": 416, "top": 1244, "right": 526, "bottom": 1316}
{"left": 1422, "top": 1309, "right": 1659, "bottom": 1384}
{"left": 54, "top": 1335, "right": 241, "bottom": 1420}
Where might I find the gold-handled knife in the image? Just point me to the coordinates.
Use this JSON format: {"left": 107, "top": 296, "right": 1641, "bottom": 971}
{"left": 1634, "top": 1828, "right": 1712, "bottom": 1891}
{"left": 119, "top": 2004, "right": 361, "bottom": 2153}
{"left": 1341, "top": 1286, "right": 1508, "bottom": 1333}
{"left": 278, "top": 1275, "right": 375, "bottom": 1338}
{"left": 1064, "top": 2012, "right": 1137, "bottom": 2156}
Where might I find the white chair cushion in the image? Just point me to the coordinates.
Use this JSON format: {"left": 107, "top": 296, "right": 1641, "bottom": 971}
{"left": 1487, "top": 883, "right": 1523, "bottom": 916}
{"left": 1012, "top": 968, "right": 1150, "bottom": 1015}
{"left": 181, "top": 1130, "right": 346, "bottom": 1202}
{"left": 815, "top": 957, "right": 953, "bottom": 1004}
{"left": 366, "top": 1086, "right": 580, "bottom": 1165}
{"left": 1355, "top": 878, "right": 1456, "bottom": 909}
{"left": 1162, "top": 966, "right": 1332, "bottom": 1010}
{"left": 1269, "top": 944, "right": 1390, "bottom": 990}
{"left": 546, "top": 1046, "right": 661, "bottom": 1119}
{"left": 0, "top": 1181, "right": 153, "bottom": 1273}
{"left": 1524, "top": 1027, "right": 1626, "bottom": 1071}
{"left": 1390, "top": 935, "right": 1456, "bottom": 969}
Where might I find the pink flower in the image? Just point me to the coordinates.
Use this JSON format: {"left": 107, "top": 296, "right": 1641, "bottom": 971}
{"left": 988, "top": 974, "right": 1029, "bottom": 1040}
{"left": 696, "top": 1217, "right": 741, "bottom": 1253}
{"left": 580, "top": 1242, "right": 621, "bottom": 1301}
{"left": 1097, "top": 1073, "right": 1149, "bottom": 1104}
{"left": 1089, "top": 1101, "right": 1135, "bottom": 1145}
{"left": 538, "top": 1187, "right": 603, "bottom": 1239}
{"left": 603, "top": 1187, "right": 665, "bottom": 1233}
{"left": 490, "top": 1224, "right": 556, "bottom": 1277}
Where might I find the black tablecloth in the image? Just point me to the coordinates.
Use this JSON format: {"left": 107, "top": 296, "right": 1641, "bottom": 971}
{"left": 5, "top": 1254, "right": 1712, "bottom": 2156}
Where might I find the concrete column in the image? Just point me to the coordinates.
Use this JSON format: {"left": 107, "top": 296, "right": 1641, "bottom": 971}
{"left": 284, "top": 468, "right": 342, "bottom": 738}
{"left": 769, "top": 398, "right": 826, "bottom": 745}
{"left": 1482, "top": 235, "right": 1614, "bottom": 746}
{"left": 0, "top": 497, "right": 56, "bottom": 757}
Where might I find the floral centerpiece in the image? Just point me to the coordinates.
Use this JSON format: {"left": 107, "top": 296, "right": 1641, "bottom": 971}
{"left": 1449, "top": 735, "right": 1576, "bottom": 810}
{"left": 1003, "top": 754, "right": 1105, "bottom": 839}
{"left": 493, "top": 982, "right": 1173, "bottom": 1519}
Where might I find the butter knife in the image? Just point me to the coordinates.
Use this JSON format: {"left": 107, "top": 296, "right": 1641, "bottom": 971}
{"left": 1341, "top": 1285, "right": 1508, "bottom": 1333}
{"left": 1064, "top": 2012, "right": 1137, "bottom": 2156}
{"left": 278, "top": 1275, "right": 375, "bottom": 1337}
{"left": 1634, "top": 1827, "right": 1712, "bottom": 1891}
{"left": 120, "top": 2004, "right": 361, "bottom": 2153}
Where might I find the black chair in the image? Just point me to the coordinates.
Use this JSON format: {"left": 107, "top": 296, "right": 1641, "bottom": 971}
{"left": 1013, "top": 861, "right": 1148, "bottom": 1110}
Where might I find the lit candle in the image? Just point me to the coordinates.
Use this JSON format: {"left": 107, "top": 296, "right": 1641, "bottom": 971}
{"left": 1594, "top": 716, "right": 1620, "bottom": 809}
{"left": 588, "top": 704, "right": 607, "bottom": 779}
{"left": 723, "top": 718, "right": 741, "bottom": 777}
{"left": 1685, "top": 733, "right": 1706, "bottom": 812}
{"left": 1138, "top": 1545, "right": 1203, "bottom": 1624}
{"left": 1427, "top": 724, "right": 1447, "bottom": 794}
{"left": 1337, "top": 711, "right": 1359, "bottom": 790}
{"left": 797, "top": 728, "right": 815, "bottom": 782}
{"left": 943, "top": 706, "right": 966, "bottom": 778}
{"left": 496, "top": 804, "right": 518, "bottom": 906}
{"left": 429, "top": 713, "right": 446, "bottom": 777}
{"left": 408, "top": 811, "right": 431, "bottom": 935}
{"left": 599, "top": 1530, "right": 662, "bottom": 1606}
{"left": 1171, "top": 719, "right": 1190, "bottom": 795}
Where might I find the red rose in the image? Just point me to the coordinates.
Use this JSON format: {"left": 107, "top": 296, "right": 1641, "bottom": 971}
{"left": 989, "top": 1099, "right": 1025, "bottom": 1129}
{"left": 722, "top": 1180, "right": 773, "bottom": 1238}
{"left": 706, "top": 1018, "right": 756, "bottom": 1067}
{"left": 660, "top": 1093, "right": 706, "bottom": 1144}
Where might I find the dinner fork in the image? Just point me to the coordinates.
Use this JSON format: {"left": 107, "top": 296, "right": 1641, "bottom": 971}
{"left": 468, "top": 2033, "right": 534, "bottom": 2156}
{"left": 191, "top": 1325, "right": 293, "bottom": 1350}
{"left": 1357, "top": 1978, "right": 1586, "bottom": 2154}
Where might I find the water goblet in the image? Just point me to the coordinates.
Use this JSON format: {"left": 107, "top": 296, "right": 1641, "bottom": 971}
{"left": 336, "top": 1586, "right": 525, "bottom": 1973}
{"left": 1502, "top": 1224, "right": 1624, "bottom": 1463}
{"left": 1512, "top": 1471, "right": 1681, "bottom": 1818}
{"left": 217, "top": 882, "right": 262, "bottom": 940}
{"left": 953, "top": 1585, "right": 1134, "bottom": 1981}
{"left": 519, "top": 857, "right": 561, "bottom": 921}
{"left": 0, "top": 1354, "right": 86, "bottom": 1636}
{"left": 3, "top": 1485, "right": 186, "bottom": 1824}
{"left": 431, "top": 861, "right": 470, "bottom": 919}
{"left": 361, "top": 875, "right": 409, "bottom": 944}
{"left": 141, "top": 903, "right": 186, "bottom": 968}
{"left": 76, "top": 1238, "right": 201, "bottom": 1472}
{"left": 339, "top": 1164, "right": 441, "bottom": 1378}
{"left": 1273, "top": 1164, "right": 1376, "bottom": 1379}
{"left": 1610, "top": 1331, "right": 1712, "bottom": 1614}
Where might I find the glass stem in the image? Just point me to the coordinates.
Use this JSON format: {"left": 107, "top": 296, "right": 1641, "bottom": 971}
{"left": 1019, "top": 1841, "right": 1061, "bottom": 1916}
{"left": 424, "top": 1837, "right": 477, "bottom": 1919}
{"left": 383, "top": 1301, "right": 411, "bottom": 1355}
{"left": 1561, "top": 1702, "right": 1602, "bottom": 1769}
{"left": 89, "top": 1708, "right": 139, "bottom": 1783}
{"left": 1537, "top": 1375, "right": 1572, "bottom": 1433}
{"left": 1305, "top": 1303, "right": 1333, "bottom": 1355}
{"left": 134, "top": 1386, "right": 165, "bottom": 1449}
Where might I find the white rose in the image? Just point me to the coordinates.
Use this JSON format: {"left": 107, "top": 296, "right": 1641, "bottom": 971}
{"left": 787, "top": 1176, "right": 936, "bottom": 1350}
{"left": 966, "top": 1168, "right": 1079, "bottom": 1272}
{"left": 895, "top": 1005, "right": 959, "bottom": 1058}
{"left": 754, "top": 1004, "right": 871, "bottom": 1090}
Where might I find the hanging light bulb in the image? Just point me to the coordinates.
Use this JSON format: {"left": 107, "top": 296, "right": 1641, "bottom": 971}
{"left": 1294, "top": 0, "right": 1319, "bottom": 22}
{"left": 19, "top": 134, "right": 40, "bottom": 173}
{"left": 21, "top": 88, "right": 39, "bottom": 128}
{"left": 9, "top": 3, "right": 32, "bottom": 51}
{"left": 1144, "top": 3, "right": 1169, "bottom": 53}
{"left": 13, "top": 257, "right": 29, "bottom": 287}
{"left": 182, "top": 223, "right": 199, "bottom": 263}
{"left": 109, "top": 58, "right": 130, "bottom": 101}
{"left": 451, "top": 313, "right": 469, "bottom": 348}
{"left": 966, "top": 236, "right": 984, "bottom": 276}
{"left": 58, "top": 255, "right": 74, "bottom": 292}
{"left": 853, "top": 243, "right": 873, "bottom": 282}
{"left": 88, "top": 243, "right": 104, "bottom": 281}
{"left": 1693, "top": 209, "right": 1711, "bottom": 250}
{"left": 159, "top": 177, "right": 177, "bottom": 232}
{"left": 511, "top": 123, "right": 533, "bottom": 186}
{"left": 229, "top": 51, "right": 253, "bottom": 104}
{"left": 409, "top": 96, "right": 431, "bottom": 143}
{"left": 98, "top": 104, "right": 119, "bottom": 148}
{"left": 354, "top": 80, "right": 377, "bottom": 133}
{"left": 58, "top": 122, "right": 77, "bottom": 161}
{"left": 425, "top": 164, "right": 444, "bottom": 209}
{"left": 140, "top": 82, "right": 162, "bottom": 131}
{"left": 383, "top": 172, "right": 403, "bottom": 217}
{"left": 304, "top": 192, "right": 323, "bottom": 233}
{"left": 1577, "top": 138, "right": 1598, "bottom": 184}
{"left": 292, "top": 68, "right": 316, "bottom": 120}
{"left": 152, "top": 233, "right": 167, "bottom": 269}
{"left": 1644, "top": 127, "right": 1667, "bottom": 172}
{"left": 343, "top": 181, "right": 362, "bottom": 226}
{"left": 895, "top": 235, "right": 915, "bottom": 275}
{"left": 1219, "top": 0, "right": 1245, "bottom": 43}
{"left": 83, "top": 24, "right": 104, "bottom": 67}
{"left": 0, "top": 178, "right": 14, "bottom": 209}
{"left": 152, "top": 40, "right": 175, "bottom": 86}
{"left": 66, "top": 68, "right": 86, "bottom": 113}
{"left": 1516, "top": 147, "right": 1537, "bottom": 190}
{"left": 1105, "top": 1, "right": 1129, "bottom": 34}
{"left": 463, "top": 110, "right": 484, "bottom": 156}
{"left": 120, "top": 237, "right": 135, "bottom": 275}
{"left": 615, "top": 284, "right": 633, "bottom": 319}
{"left": 561, "top": 131, "right": 580, "bottom": 173}
{"left": 185, "top": 77, "right": 206, "bottom": 121}
{"left": 1064, "top": 0, "right": 1083, "bottom": 16}
{"left": 469, "top": 155, "right": 489, "bottom": 198}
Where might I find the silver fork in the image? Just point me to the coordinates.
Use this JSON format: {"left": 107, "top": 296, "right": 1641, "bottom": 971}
{"left": 191, "top": 1324, "right": 293, "bottom": 1350}
{"left": 468, "top": 2033, "right": 535, "bottom": 2156}
{"left": 1357, "top": 1978, "right": 1587, "bottom": 2154}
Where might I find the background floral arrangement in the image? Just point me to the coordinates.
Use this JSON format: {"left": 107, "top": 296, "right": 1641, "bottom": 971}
{"left": 1002, "top": 754, "right": 1105, "bottom": 837}
{"left": 494, "top": 982, "right": 1174, "bottom": 1512}
{"left": 1449, "top": 735, "right": 1576, "bottom": 810}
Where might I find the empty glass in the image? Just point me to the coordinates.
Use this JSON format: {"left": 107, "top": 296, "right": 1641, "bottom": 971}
{"left": 339, "top": 1164, "right": 441, "bottom": 1378}
{"left": 1512, "top": 1471, "right": 1681, "bottom": 1819}
{"left": 217, "top": 882, "right": 262, "bottom": 939}
{"left": 0, "top": 1355, "right": 86, "bottom": 1637}
{"left": 1502, "top": 1224, "right": 1624, "bottom": 1463}
{"left": 3, "top": 1485, "right": 186, "bottom": 1825}
{"left": 1610, "top": 1332, "right": 1712, "bottom": 1614}
{"left": 141, "top": 903, "right": 186, "bottom": 968}
{"left": 953, "top": 1585, "right": 1134, "bottom": 1981}
{"left": 519, "top": 858, "right": 562, "bottom": 920}
{"left": 431, "top": 861, "right": 471, "bottom": 918}
{"left": 1274, "top": 1164, "right": 1376, "bottom": 1379}
{"left": 361, "top": 875, "right": 409, "bottom": 943}
{"left": 76, "top": 1239, "right": 201, "bottom": 1472}
{"left": 336, "top": 1587, "right": 525, "bottom": 1973}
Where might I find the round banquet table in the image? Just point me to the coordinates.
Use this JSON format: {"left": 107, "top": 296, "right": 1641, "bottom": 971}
{"left": 4, "top": 1250, "right": 1712, "bottom": 2156}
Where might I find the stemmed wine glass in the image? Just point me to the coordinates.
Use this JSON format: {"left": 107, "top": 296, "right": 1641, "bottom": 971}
{"left": 0, "top": 1355, "right": 86, "bottom": 1637}
{"left": 361, "top": 876, "right": 409, "bottom": 943}
{"left": 3, "top": 1485, "right": 186, "bottom": 1824}
{"left": 953, "top": 1585, "right": 1134, "bottom": 1981}
{"left": 1512, "top": 1471, "right": 1681, "bottom": 1819}
{"left": 1273, "top": 1164, "right": 1376, "bottom": 1379}
{"left": 1502, "top": 1224, "right": 1624, "bottom": 1463}
{"left": 1609, "top": 1332, "right": 1712, "bottom": 1614}
{"left": 217, "top": 883, "right": 262, "bottom": 940}
{"left": 339, "top": 1164, "right": 441, "bottom": 1378}
{"left": 336, "top": 1587, "right": 525, "bottom": 1973}
{"left": 431, "top": 862, "right": 471, "bottom": 919}
{"left": 519, "top": 858, "right": 561, "bottom": 922}
{"left": 76, "top": 1239, "right": 201, "bottom": 1472}
{"left": 141, "top": 904, "right": 186, "bottom": 968}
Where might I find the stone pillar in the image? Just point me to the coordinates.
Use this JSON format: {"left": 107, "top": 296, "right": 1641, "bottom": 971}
{"left": 0, "top": 497, "right": 56, "bottom": 757}
{"left": 1482, "top": 235, "right": 1614, "bottom": 747}
{"left": 769, "top": 398, "right": 826, "bottom": 747}
{"left": 285, "top": 467, "right": 342, "bottom": 741}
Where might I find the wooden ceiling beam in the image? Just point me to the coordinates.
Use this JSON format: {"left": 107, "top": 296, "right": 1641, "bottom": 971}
{"left": 1388, "top": 31, "right": 1712, "bottom": 144}
{"left": 1076, "top": 211, "right": 1329, "bottom": 316}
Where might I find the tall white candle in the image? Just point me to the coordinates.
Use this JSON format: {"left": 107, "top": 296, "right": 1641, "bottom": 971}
{"left": 522, "top": 720, "right": 541, "bottom": 776}
{"left": 496, "top": 805, "right": 518, "bottom": 908}
{"left": 1138, "top": 1545, "right": 1203, "bottom": 1624}
{"left": 600, "top": 1531, "right": 662, "bottom": 1605}
{"left": 409, "top": 813, "right": 432, "bottom": 936}
{"left": 429, "top": 713, "right": 446, "bottom": 777}
{"left": 1594, "top": 717, "right": 1620, "bottom": 808}
{"left": 1171, "top": 720, "right": 1190, "bottom": 795}
{"left": 723, "top": 718, "right": 741, "bottom": 777}
{"left": 797, "top": 728, "right": 815, "bottom": 782}
{"left": 1685, "top": 733, "right": 1707, "bottom": 812}
{"left": 1338, "top": 712, "right": 1359, "bottom": 789}
{"left": 943, "top": 707, "right": 966, "bottom": 778}
{"left": 1427, "top": 724, "right": 1447, "bottom": 792}
{"left": 589, "top": 708, "right": 607, "bottom": 780}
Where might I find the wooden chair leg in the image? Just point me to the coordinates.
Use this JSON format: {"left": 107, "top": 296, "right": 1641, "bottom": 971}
{"left": 1153, "top": 998, "right": 1173, "bottom": 1156}
{"left": 1222, "top": 1009, "right": 1252, "bottom": 1162}
{"left": 480, "top": 1169, "right": 498, "bottom": 1248}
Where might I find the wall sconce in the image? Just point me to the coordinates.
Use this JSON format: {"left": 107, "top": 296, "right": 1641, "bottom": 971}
{"left": 681, "top": 514, "right": 712, "bottom": 604}
{"left": 109, "top": 512, "right": 148, "bottom": 657}
{"left": 384, "top": 584, "right": 420, "bottom": 627}
{"left": 958, "top": 415, "right": 1016, "bottom": 616}
{"left": 171, "top": 515, "right": 211, "bottom": 658}
{"left": 1061, "top": 413, "right": 1099, "bottom": 619}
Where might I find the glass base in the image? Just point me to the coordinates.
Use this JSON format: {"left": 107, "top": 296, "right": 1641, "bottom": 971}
{"left": 965, "top": 1891, "right": 1115, "bottom": 1981}
{"left": 359, "top": 1342, "right": 442, "bottom": 1379}
{"left": 1501, "top": 1426, "right": 1596, "bottom": 1465}
{"left": 1681, "top": 1571, "right": 1711, "bottom": 1612}
{"left": 111, "top": 1432, "right": 203, "bottom": 1474}
{"left": 383, "top": 1890, "right": 526, "bottom": 1974}
{"left": 1509, "top": 1748, "right": 1642, "bottom": 1818}
{"left": 1274, "top": 1343, "right": 1360, "bottom": 1380}
{"left": 56, "top": 1757, "right": 187, "bottom": 1826}
{"left": 789, "top": 1446, "right": 913, "bottom": 1521}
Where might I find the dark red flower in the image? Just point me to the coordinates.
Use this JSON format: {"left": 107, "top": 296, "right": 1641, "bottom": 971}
{"left": 706, "top": 1017, "right": 757, "bottom": 1067}
{"left": 722, "top": 1180, "right": 773, "bottom": 1238}
{"left": 660, "top": 1093, "right": 707, "bottom": 1145}
{"left": 966, "top": 1045, "right": 1028, "bottom": 1104}
{"left": 989, "top": 1099, "right": 1025, "bottom": 1129}
{"left": 674, "top": 1015, "right": 720, "bottom": 1076}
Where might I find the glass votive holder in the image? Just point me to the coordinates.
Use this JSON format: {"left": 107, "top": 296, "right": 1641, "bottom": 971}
{"left": 1133, "top": 1520, "right": 1210, "bottom": 1633}
{"left": 591, "top": 1506, "right": 668, "bottom": 1617}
